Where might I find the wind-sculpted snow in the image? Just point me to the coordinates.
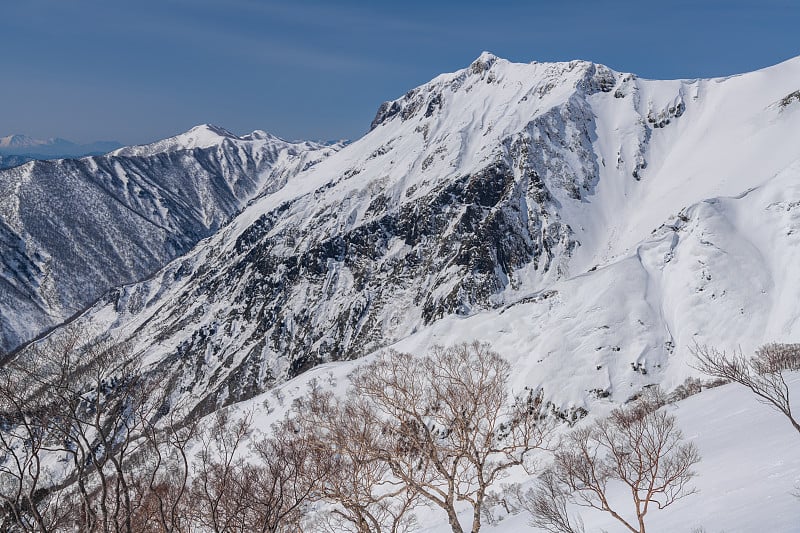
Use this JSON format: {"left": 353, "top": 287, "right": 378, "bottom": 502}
{"left": 0, "top": 126, "right": 340, "bottom": 354}
{"left": 46, "top": 54, "right": 800, "bottom": 418}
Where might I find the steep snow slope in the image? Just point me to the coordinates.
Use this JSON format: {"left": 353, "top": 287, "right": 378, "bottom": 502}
{"left": 56, "top": 54, "right": 800, "bottom": 414}
{"left": 387, "top": 161, "right": 800, "bottom": 407}
{"left": 0, "top": 126, "right": 340, "bottom": 354}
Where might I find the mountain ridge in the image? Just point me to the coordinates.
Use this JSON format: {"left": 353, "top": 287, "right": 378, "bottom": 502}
{"left": 0, "top": 126, "right": 341, "bottom": 354}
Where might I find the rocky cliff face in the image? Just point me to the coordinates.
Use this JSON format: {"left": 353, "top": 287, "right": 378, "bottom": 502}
{"left": 0, "top": 125, "right": 340, "bottom": 354}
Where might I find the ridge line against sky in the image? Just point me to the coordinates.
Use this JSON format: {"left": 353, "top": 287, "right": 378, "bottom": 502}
{"left": 2, "top": 0, "right": 799, "bottom": 145}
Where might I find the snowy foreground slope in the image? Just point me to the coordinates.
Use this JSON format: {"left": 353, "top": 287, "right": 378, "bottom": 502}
{"left": 0, "top": 126, "right": 339, "bottom": 354}
{"left": 220, "top": 360, "right": 800, "bottom": 532}
{"left": 49, "top": 53, "right": 800, "bottom": 414}
{"left": 435, "top": 375, "right": 800, "bottom": 532}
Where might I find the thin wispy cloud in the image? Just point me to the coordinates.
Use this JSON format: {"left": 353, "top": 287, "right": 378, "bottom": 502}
{"left": 1, "top": 0, "right": 798, "bottom": 144}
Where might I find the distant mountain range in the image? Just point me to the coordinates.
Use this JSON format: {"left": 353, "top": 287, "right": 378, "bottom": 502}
{"left": 0, "top": 134, "right": 122, "bottom": 168}
{"left": 0, "top": 133, "right": 122, "bottom": 154}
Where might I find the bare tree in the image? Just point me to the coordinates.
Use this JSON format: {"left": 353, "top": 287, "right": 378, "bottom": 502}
{"left": 693, "top": 343, "right": 800, "bottom": 434}
{"left": 1, "top": 325, "right": 340, "bottom": 533}
{"left": 293, "top": 388, "right": 417, "bottom": 533}
{"left": 516, "top": 470, "right": 584, "bottom": 533}
{"left": 0, "top": 328, "right": 155, "bottom": 532}
{"left": 0, "top": 364, "right": 71, "bottom": 532}
{"left": 40, "top": 337, "right": 158, "bottom": 533}
{"left": 350, "top": 342, "right": 552, "bottom": 533}
{"left": 0, "top": 328, "right": 91, "bottom": 531}
{"left": 238, "top": 419, "right": 325, "bottom": 533}
{"left": 190, "top": 409, "right": 253, "bottom": 533}
{"left": 131, "top": 406, "right": 199, "bottom": 533}
{"left": 0, "top": 326, "right": 203, "bottom": 533}
{"left": 538, "top": 393, "right": 699, "bottom": 533}
{"left": 189, "top": 410, "right": 321, "bottom": 533}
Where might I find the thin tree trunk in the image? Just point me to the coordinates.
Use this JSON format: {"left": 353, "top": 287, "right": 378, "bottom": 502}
{"left": 471, "top": 488, "right": 485, "bottom": 533}
{"left": 446, "top": 502, "right": 465, "bottom": 533}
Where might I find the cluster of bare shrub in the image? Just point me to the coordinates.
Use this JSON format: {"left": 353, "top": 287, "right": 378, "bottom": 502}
{"left": 0, "top": 332, "right": 709, "bottom": 532}
{"left": 0, "top": 328, "right": 320, "bottom": 533}
{"left": 693, "top": 342, "right": 800, "bottom": 435}
{"left": 517, "top": 389, "right": 700, "bottom": 533}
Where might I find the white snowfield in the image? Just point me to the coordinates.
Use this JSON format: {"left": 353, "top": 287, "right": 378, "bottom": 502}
{"left": 434, "top": 373, "right": 800, "bottom": 532}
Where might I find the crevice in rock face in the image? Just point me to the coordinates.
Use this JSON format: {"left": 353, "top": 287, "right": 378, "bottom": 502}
{"left": 778, "top": 90, "right": 800, "bottom": 109}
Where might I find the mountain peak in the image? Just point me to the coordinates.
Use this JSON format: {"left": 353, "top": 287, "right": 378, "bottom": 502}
{"left": 242, "top": 129, "right": 280, "bottom": 142}
{"left": 110, "top": 124, "right": 324, "bottom": 158}
{"left": 369, "top": 52, "right": 615, "bottom": 131}
{"left": 470, "top": 50, "right": 501, "bottom": 71}
{"left": 470, "top": 51, "right": 499, "bottom": 72}
{"left": 110, "top": 124, "right": 241, "bottom": 157}
{"left": 187, "top": 123, "right": 236, "bottom": 138}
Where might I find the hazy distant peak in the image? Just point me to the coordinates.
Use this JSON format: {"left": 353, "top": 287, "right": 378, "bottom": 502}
{"left": 0, "top": 134, "right": 38, "bottom": 148}
{"left": 0, "top": 134, "right": 121, "bottom": 157}
{"left": 241, "top": 129, "right": 281, "bottom": 142}
{"left": 0, "top": 134, "right": 72, "bottom": 149}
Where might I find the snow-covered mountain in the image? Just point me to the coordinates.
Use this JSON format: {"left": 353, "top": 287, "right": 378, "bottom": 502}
{"left": 45, "top": 53, "right": 800, "bottom": 415}
{"left": 0, "top": 134, "right": 59, "bottom": 149}
{"left": 0, "top": 134, "right": 67, "bottom": 150}
{"left": 0, "top": 125, "right": 341, "bottom": 354}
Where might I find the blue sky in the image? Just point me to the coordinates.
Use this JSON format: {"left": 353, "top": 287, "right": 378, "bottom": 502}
{"left": 2, "top": 0, "right": 799, "bottom": 145}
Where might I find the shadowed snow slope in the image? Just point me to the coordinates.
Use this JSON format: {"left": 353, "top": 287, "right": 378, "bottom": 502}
{"left": 0, "top": 125, "right": 340, "bottom": 353}
{"left": 46, "top": 54, "right": 800, "bottom": 414}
